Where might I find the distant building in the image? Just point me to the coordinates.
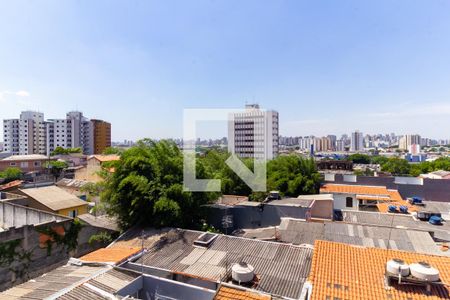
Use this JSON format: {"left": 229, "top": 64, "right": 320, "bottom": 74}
{"left": 91, "top": 119, "right": 111, "bottom": 154}
{"left": 228, "top": 104, "right": 279, "bottom": 159}
{"left": 399, "top": 134, "right": 421, "bottom": 150}
{"left": 0, "top": 154, "right": 54, "bottom": 173}
{"left": 18, "top": 185, "right": 88, "bottom": 217}
{"left": 3, "top": 111, "right": 110, "bottom": 156}
{"left": 336, "top": 139, "right": 345, "bottom": 151}
{"left": 46, "top": 111, "right": 93, "bottom": 155}
{"left": 405, "top": 153, "right": 427, "bottom": 162}
{"left": 74, "top": 154, "right": 120, "bottom": 182}
{"left": 350, "top": 130, "right": 364, "bottom": 152}
{"left": 319, "top": 183, "right": 415, "bottom": 213}
{"left": 420, "top": 170, "right": 450, "bottom": 180}
{"left": 3, "top": 111, "right": 46, "bottom": 155}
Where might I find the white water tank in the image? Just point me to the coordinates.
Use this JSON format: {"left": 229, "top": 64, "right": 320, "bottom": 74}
{"left": 410, "top": 262, "right": 440, "bottom": 282}
{"left": 386, "top": 259, "right": 410, "bottom": 277}
{"left": 232, "top": 262, "right": 254, "bottom": 283}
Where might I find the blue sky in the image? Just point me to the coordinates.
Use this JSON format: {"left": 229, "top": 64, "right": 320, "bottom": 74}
{"left": 1, "top": 0, "right": 450, "bottom": 141}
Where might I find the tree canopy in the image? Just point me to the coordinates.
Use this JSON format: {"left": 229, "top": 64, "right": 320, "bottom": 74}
{"left": 100, "top": 140, "right": 217, "bottom": 229}
{"left": 50, "top": 147, "right": 82, "bottom": 156}
{"left": 99, "top": 140, "right": 322, "bottom": 230}
{"left": 44, "top": 160, "right": 69, "bottom": 181}
{"left": 0, "top": 167, "right": 22, "bottom": 183}
{"left": 102, "top": 147, "right": 124, "bottom": 155}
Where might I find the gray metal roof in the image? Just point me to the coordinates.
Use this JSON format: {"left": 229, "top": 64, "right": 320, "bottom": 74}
{"left": 57, "top": 268, "right": 139, "bottom": 300}
{"left": 340, "top": 210, "right": 450, "bottom": 240}
{"left": 134, "top": 229, "right": 313, "bottom": 299}
{"left": 0, "top": 264, "right": 109, "bottom": 300}
{"left": 278, "top": 218, "right": 450, "bottom": 256}
{"left": 267, "top": 198, "right": 314, "bottom": 207}
{"left": 77, "top": 214, "right": 119, "bottom": 231}
{"left": 56, "top": 178, "right": 89, "bottom": 189}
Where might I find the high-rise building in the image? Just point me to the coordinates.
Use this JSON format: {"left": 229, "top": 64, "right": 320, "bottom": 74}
{"left": 398, "top": 134, "right": 421, "bottom": 150}
{"left": 91, "top": 119, "right": 111, "bottom": 154}
{"left": 350, "top": 130, "right": 364, "bottom": 152}
{"left": 46, "top": 111, "right": 94, "bottom": 155}
{"left": 228, "top": 104, "right": 279, "bottom": 159}
{"left": 3, "top": 119, "right": 20, "bottom": 154}
{"left": 3, "top": 111, "right": 46, "bottom": 155}
{"left": 3, "top": 111, "right": 110, "bottom": 155}
{"left": 336, "top": 139, "right": 345, "bottom": 152}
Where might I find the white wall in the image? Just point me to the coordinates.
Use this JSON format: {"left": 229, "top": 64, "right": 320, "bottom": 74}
{"left": 333, "top": 193, "right": 358, "bottom": 210}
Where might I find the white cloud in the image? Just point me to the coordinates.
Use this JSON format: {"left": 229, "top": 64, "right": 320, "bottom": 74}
{"left": 0, "top": 90, "right": 31, "bottom": 103}
{"left": 15, "top": 90, "right": 30, "bottom": 97}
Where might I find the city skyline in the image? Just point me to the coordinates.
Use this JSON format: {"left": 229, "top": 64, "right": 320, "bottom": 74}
{"left": 1, "top": 1, "right": 450, "bottom": 141}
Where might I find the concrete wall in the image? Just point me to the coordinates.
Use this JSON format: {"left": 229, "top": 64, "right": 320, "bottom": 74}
{"left": 310, "top": 200, "right": 334, "bottom": 219}
{"left": 332, "top": 194, "right": 358, "bottom": 210}
{"left": 117, "top": 274, "right": 216, "bottom": 300}
{"left": 0, "top": 202, "right": 112, "bottom": 291}
{"left": 324, "top": 174, "right": 450, "bottom": 202}
{"left": 0, "top": 201, "right": 69, "bottom": 228}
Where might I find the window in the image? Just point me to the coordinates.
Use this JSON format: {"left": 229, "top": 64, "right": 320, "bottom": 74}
{"left": 346, "top": 197, "right": 353, "bottom": 208}
{"left": 68, "top": 209, "right": 77, "bottom": 218}
{"left": 9, "top": 162, "right": 17, "bottom": 166}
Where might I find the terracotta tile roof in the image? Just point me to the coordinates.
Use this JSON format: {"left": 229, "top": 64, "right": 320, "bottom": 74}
{"left": 214, "top": 286, "right": 271, "bottom": 300}
{"left": 309, "top": 240, "right": 450, "bottom": 300}
{"left": 79, "top": 247, "right": 141, "bottom": 264}
{"left": 387, "top": 190, "right": 403, "bottom": 201}
{"left": 321, "top": 184, "right": 418, "bottom": 213}
{"left": 0, "top": 180, "right": 23, "bottom": 191}
{"left": 320, "top": 184, "right": 390, "bottom": 196}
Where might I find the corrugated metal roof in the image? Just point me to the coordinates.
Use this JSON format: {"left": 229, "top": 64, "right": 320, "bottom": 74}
{"left": 57, "top": 267, "right": 140, "bottom": 300}
{"left": 340, "top": 209, "right": 450, "bottom": 242}
{"left": 77, "top": 214, "right": 119, "bottom": 231}
{"left": 56, "top": 178, "right": 89, "bottom": 189}
{"left": 134, "top": 229, "right": 313, "bottom": 299}
{"left": 278, "top": 218, "right": 449, "bottom": 256}
{"left": 0, "top": 264, "right": 109, "bottom": 300}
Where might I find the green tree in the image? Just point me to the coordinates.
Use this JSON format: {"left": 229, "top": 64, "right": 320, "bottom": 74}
{"left": 100, "top": 139, "right": 216, "bottom": 230}
{"left": 266, "top": 155, "right": 321, "bottom": 197}
{"left": 370, "top": 156, "right": 389, "bottom": 165}
{"left": 381, "top": 158, "right": 411, "bottom": 175}
{"left": 347, "top": 154, "right": 371, "bottom": 164}
{"left": 0, "top": 167, "right": 22, "bottom": 183}
{"left": 44, "top": 160, "right": 69, "bottom": 181}
{"left": 102, "top": 147, "right": 123, "bottom": 155}
{"left": 51, "top": 147, "right": 82, "bottom": 156}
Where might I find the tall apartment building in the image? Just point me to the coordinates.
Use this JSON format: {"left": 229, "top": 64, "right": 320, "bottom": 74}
{"left": 91, "top": 119, "right": 111, "bottom": 154}
{"left": 46, "top": 111, "right": 94, "bottom": 155}
{"left": 3, "top": 111, "right": 110, "bottom": 155}
{"left": 3, "top": 111, "right": 46, "bottom": 155}
{"left": 228, "top": 104, "right": 279, "bottom": 159}
{"left": 399, "top": 134, "right": 421, "bottom": 150}
{"left": 350, "top": 130, "right": 364, "bottom": 152}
